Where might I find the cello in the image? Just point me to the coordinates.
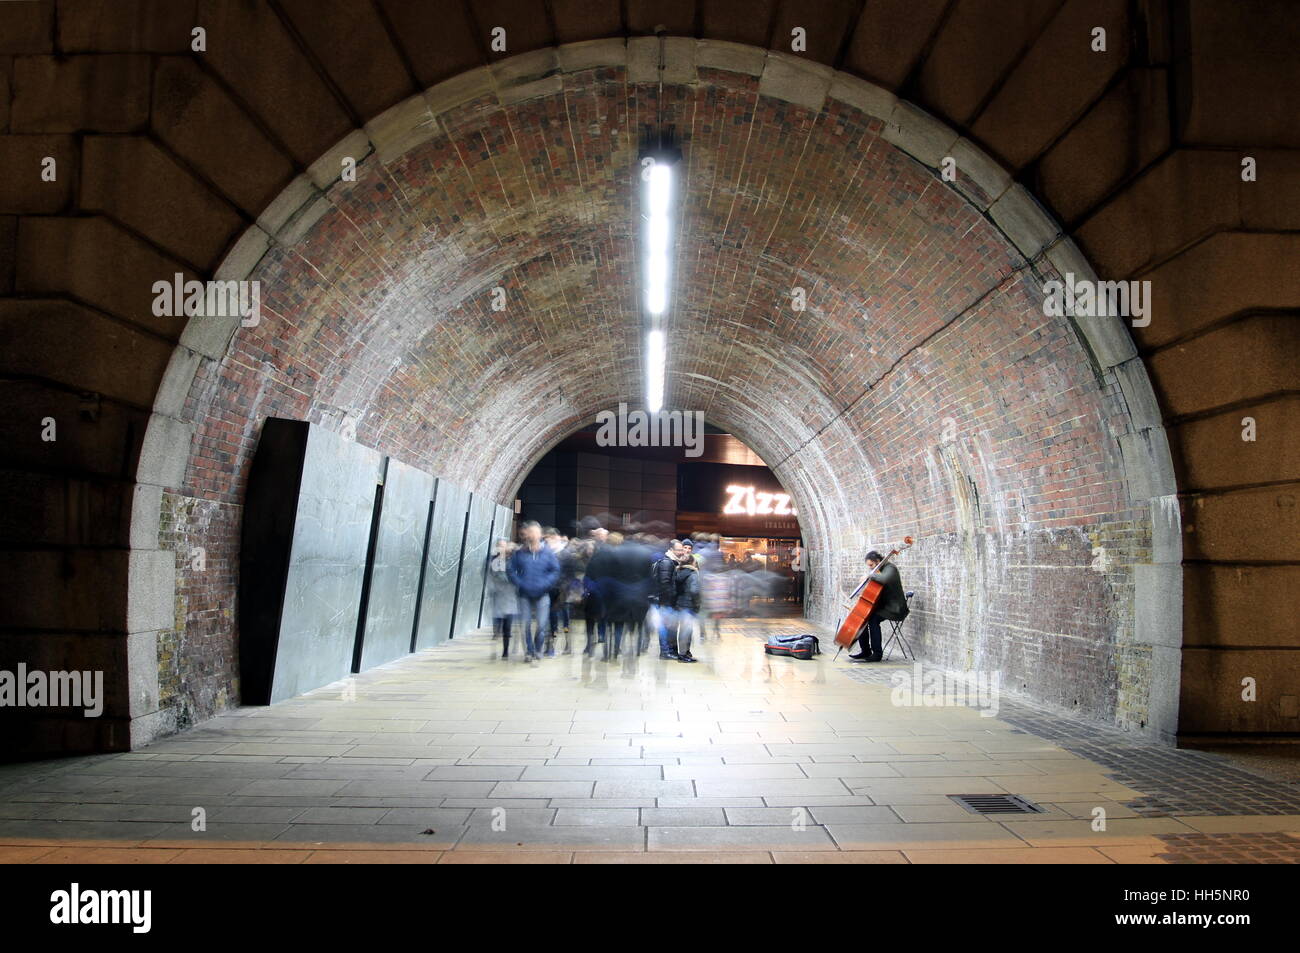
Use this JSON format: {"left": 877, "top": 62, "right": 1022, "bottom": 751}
{"left": 833, "top": 536, "right": 914, "bottom": 654}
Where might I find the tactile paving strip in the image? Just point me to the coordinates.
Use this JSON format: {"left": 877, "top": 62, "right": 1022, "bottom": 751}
{"left": 1153, "top": 831, "right": 1300, "bottom": 863}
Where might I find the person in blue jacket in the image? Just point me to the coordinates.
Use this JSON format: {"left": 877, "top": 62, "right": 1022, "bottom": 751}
{"left": 507, "top": 520, "right": 562, "bottom": 662}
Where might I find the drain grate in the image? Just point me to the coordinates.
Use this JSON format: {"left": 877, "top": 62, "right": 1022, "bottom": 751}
{"left": 950, "top": 794, "right": 1045, "bottom": 815}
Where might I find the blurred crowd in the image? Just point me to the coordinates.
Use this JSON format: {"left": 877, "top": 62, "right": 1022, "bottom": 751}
{"left": 484, "top": 519, "right": 804, "bottom": 664}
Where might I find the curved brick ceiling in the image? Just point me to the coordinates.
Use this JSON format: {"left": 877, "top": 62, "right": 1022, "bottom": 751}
{"left": 185, "top": 61, "right": 1137, "bottom": 683}
{"left": 194, "top": 66, "right": 1105, "bottom": 541}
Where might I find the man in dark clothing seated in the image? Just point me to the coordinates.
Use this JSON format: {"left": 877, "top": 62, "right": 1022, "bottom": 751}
{"left": 849, "top": 550, "right": 909, "bottom": 662}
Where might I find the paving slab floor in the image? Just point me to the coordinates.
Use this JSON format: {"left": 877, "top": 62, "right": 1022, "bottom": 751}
{"left": 1, "top": 616, "right": 1296, "bottom": 864}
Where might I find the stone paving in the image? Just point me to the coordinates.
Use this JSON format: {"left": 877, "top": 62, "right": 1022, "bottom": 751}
{"left": 838, "top": 663, "right": 1300, "bottom": 817}
{"left": 0, "top": 617, "right": 1296, "bottom": 864}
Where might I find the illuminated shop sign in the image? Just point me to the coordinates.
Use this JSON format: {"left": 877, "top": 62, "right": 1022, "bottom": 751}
{"left": 722, "top": 485, "right": 796, "bottom": 517}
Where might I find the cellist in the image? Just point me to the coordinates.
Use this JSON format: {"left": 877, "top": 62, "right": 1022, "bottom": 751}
{"left": 846, "top": 550, "right": 909, "bottom": 662}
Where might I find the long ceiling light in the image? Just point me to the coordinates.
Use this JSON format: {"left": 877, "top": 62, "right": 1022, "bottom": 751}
{"left": 641, "top": 150, "right": 678, "bottom": 414}
{"left": 643, "top": 161, "right": 673, "bottom": 316}
{"left": 646, "top": 329, "right": 666, "bottom": 413}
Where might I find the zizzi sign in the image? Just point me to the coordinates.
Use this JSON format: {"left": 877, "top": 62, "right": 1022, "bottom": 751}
{"left": 722, "top": 485, "right": 796, "bottom": 517}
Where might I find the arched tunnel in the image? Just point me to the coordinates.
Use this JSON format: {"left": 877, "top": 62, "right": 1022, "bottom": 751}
{"left": 165, "top": 60, "right": 1175, "bottom": 736}
{"left": 0, "top": 0, "right": 1296, "bottom": 870}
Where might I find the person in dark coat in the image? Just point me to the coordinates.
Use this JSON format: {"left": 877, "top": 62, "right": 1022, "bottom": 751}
{"left": 651, "top": 539, "right": 685, "bottom": 658}
{"left": 542, "top": 528, "right": 579, "bottom": 656}
{"left": 671, "top": 554, "right": 702, "bottom": 662}
{"left": 849, "top": 550, "right": 909, "bottom": 662}
{"left": 597, "top": 532, "right": 653, "bottom": 660}
{"left": 581, "top": 531, "right": 610, "bottom": 656}
{"left": 789, "top": 542, "right": 805, "bottom": 604}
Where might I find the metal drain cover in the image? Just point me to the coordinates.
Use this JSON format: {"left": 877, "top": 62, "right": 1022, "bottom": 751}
{"left": 950, "top": 794, "right": 1045, "bottom": 815}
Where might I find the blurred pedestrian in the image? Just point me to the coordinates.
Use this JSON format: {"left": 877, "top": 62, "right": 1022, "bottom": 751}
{"left": 543, "top": 527, "right": 577, "bottom": 655}
{"left": 486, "top": 538, "right": 518, "bottom": 659}
{"left": 790, "top": 542, "right": 805, "bottom": 604}
{"left": 652, "top": 539, "right": 686, "bottom": 659}
{"left": 603, "top": 532, "right": 654, "bottom": 659}
{"left": 507, "top": 520, "right": 561, "bottom": 662}
{"left": 672, "top": 553, "right": 702, "bottom": 662}
{"left": 699, "top": 537, "right": 730, "bottom": 639}
{"left": 582, "top": 526, "right": 610, "bottom": 655}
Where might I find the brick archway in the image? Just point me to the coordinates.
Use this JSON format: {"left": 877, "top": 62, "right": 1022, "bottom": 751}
{"left": 7, "top": 3, "right": 1292, "bottom": 761}
{"left": 125, "top": 42, "right": 1181, "bottom": 748}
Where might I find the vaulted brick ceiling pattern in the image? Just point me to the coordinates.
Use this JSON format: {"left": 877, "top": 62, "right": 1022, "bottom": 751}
{"left": 193, "top": 68, "right": 1121, "bottom": 558}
